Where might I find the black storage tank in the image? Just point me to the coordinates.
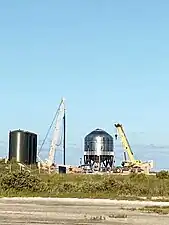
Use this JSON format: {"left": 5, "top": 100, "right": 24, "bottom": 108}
{"left": 8, "top": 130, "right": 37, "bottom": 165}
{"left": 58, "top": 166, "right": 66, "bottom": 174}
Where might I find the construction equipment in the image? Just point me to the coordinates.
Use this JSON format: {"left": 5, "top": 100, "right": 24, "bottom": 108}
{"left": 68, "top": 166, "right": 83, "bottom": 173}
{"left": 114, "top": 123, "right": 153, "bottom": 174}
{"left": 47, "top": 98, "right": 65, "bottom": 167}
{"left": 38, "top": 98, "right": 66, "bottom": 172}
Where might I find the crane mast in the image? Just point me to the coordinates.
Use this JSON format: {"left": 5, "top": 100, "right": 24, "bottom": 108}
{"left": 114, "top": 123, "right": 142, "bottom": 168}
{"left": 114, "top": 123, "right": 135, "bottom": 163}
{"left": 114, "top": 123, "right": 153, "bottom": 174}
{"left": 47, "top": 98, "right": 65, "bottom": 167}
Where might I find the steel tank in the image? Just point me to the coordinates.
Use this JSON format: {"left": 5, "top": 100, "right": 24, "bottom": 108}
{"left": 8, "top": 130, "right": 37, "bottom": 164}
{"left": 84, "top": 128, "right": 114, "bottom": 155}
{"left": 84, "top": 128, "right": 114, "bottom": 170}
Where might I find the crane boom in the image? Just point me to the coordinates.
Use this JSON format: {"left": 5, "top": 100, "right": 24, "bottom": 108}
{"left": 114, "top": 123, "right": 135, "bottom": 163}
{"left": 114, "top": 123, "right": 153, "bottom": 173}
{"left": 47, "top": 98, "right": 65, "bottom": 167}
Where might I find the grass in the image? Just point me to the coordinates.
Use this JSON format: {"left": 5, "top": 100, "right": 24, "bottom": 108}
{"left": 139, "top": 206, "right": 169, "bottom": 215}
{"left": 108, "top": 213, "right": 127, "bottom": 218}
{"left": 121, "top": 206, "right": 169, "bottom": 215}
{"left": 0, "top": 160, "right": 169, "bottom": 199}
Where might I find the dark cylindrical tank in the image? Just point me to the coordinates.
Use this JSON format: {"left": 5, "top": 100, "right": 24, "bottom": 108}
{"left": 8, "top": 130, "right": 37, "bottom": 165}
{"left": 84, "top": 128, "right": 114, "bottom": 155}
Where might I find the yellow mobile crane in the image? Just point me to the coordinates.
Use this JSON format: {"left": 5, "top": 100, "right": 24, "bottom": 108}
{"left": 114, "top": 123, "right": 153, "bottom": 174}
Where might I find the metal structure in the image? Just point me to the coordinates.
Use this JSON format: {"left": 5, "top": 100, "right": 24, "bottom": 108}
{"left": 8, "top": 130, "right": 37, "bottom": 165}
{"left": 47, "top": 98, "right": 65, "bottom": 167}
{"left": 114, "top": 123, "right": 153, "bottom": 174}
{"left": 84, "top": 128, "right": 114, "bottom": 171}
{"left": 38, "top": 98, "right": 66, "bottom": 170}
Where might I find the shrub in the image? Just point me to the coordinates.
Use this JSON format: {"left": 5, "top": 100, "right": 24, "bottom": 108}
{"left": 0, "top": 171, "right": 46, "bottom": 192}
{"left": 156, "top": 171, "right": 169, "bottom": 179}
{"left": 1, "top": 164, "right": 169, "bottom": 198}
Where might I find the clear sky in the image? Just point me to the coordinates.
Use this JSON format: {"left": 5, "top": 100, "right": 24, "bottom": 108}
{"left": 0, "top": 0, "right": 169, "bottom": 170}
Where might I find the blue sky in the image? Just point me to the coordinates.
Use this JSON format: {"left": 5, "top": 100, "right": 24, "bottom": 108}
{"left": 0, "top": 0, "right": 169, "bottom": 170}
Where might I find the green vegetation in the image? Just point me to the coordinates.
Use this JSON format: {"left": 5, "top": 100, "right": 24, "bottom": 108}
{"left": 108, "top": 213, "right": 127, "bottom": 218}
{"left": 156, "top": 170, "right": 169, "bottom": 179}
{"left": 0, "top": 160, "right": 169, "bottom": 199}
{"left": 121, "top": 206, "right": 169, "bottom": 214}
{"left": 139, "top": 206, "right": 169, "bottom": 214}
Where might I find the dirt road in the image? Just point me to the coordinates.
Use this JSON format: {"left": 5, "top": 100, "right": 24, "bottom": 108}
{"left": 0, "top": 197, "right": 169, "bottom": 224}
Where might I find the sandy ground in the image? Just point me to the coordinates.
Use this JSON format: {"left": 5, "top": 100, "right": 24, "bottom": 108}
{"left": 0, "top": 198, "right": 169, "bottom": 224}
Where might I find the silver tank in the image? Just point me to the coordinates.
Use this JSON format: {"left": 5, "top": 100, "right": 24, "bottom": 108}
{"left": 84, "top": 128, "right": 114, "bottom": 156}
